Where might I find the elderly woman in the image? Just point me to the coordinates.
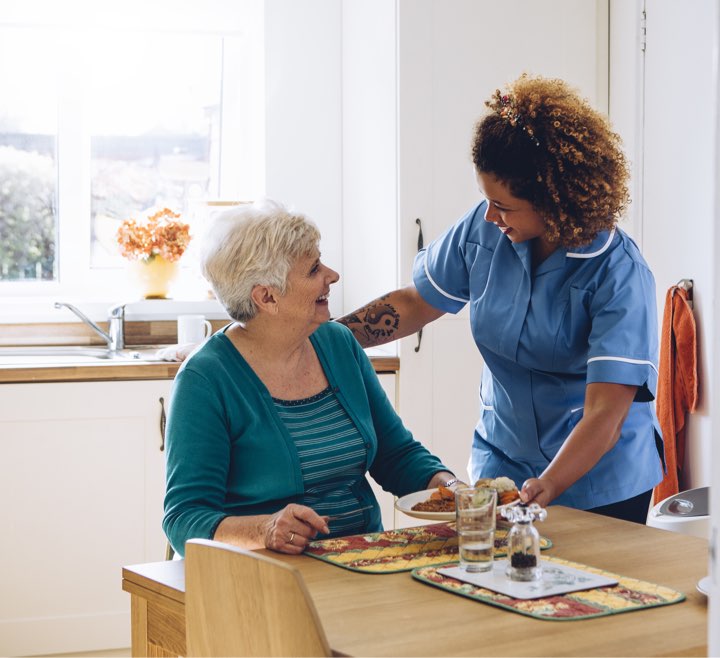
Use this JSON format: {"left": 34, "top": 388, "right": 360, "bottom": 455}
{"left": 163, "top": 199, "right": 455, "bottom": 556}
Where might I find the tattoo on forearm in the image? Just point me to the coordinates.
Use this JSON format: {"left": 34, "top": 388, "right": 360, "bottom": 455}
{"left": 337, "top": 294, "right": 400, "bottom": 346}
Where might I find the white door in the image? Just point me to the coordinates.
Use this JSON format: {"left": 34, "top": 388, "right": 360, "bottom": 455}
{"left": 631, "top": 0, "right": 719, "bottom": 648}
{"left": 395, "top": 0, "right": 610, "bottom": 480}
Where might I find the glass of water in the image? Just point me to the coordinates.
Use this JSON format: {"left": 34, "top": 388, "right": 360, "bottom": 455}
{"left": 455, "top": 487, "right": 497, "bottom": 572}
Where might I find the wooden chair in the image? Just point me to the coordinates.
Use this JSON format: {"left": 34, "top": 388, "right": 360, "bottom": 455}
{"left": 184, "top": 538, "right": 332, "bottom": 657}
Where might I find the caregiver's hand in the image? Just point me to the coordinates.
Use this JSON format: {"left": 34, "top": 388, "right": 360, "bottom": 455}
{"left": 520, "top": 477, "right": 558, "bottom": 508}
{"left": 264, "top": 503, "right": 330, "bottom": 555}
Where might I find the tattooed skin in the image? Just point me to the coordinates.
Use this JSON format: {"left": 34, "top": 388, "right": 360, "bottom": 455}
{"left": 337, "top": 294, "right": 400, "bottom": 347}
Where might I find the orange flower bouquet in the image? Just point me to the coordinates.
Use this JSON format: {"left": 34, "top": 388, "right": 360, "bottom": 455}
{"left": 116, "top": 207, "right": 191, "bottom": 263}
{"left": 116, "top": 208, "right": 191, "bottom": 298}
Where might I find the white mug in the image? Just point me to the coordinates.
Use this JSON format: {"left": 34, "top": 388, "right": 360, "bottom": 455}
{"left": 177, "top": 314, "right": 212, "bottom": 344}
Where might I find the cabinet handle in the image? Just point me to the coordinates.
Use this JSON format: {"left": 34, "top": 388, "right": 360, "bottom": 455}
{"left": 159, "top": 396, "right": 166, "bottom": 451}
{"left": 415, "top": 218, "right": 424, "bottom": 352}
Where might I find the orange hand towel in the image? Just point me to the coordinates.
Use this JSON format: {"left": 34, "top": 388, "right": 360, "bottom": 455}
{"left": 653, "top": 286, "right": 698, "bottom": 505}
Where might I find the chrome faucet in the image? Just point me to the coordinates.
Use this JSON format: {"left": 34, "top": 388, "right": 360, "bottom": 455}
{"left": 54, "top": 302, "right": 125, "bottom": 351}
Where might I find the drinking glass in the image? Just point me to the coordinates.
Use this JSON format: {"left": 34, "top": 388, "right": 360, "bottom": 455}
{"left": 455, "top": 486, "right": 497, "bottom": 572}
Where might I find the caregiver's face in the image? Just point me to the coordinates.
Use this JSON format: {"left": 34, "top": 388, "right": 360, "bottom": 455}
{"left": 476, "top": 170, "right": 545, "bottom": 244}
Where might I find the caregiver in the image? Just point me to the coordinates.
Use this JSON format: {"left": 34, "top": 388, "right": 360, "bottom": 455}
{"left": 337, "top": 73, "right": 664, "bottom": 524}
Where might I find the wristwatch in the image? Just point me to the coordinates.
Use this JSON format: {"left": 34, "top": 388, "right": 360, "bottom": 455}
{"left": 443, "top": 477, "right": 461, "bottom": 488}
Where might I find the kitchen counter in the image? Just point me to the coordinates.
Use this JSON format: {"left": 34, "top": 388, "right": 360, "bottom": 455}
{"left": 0, "top": 350, "right": 400, "bottom": 384}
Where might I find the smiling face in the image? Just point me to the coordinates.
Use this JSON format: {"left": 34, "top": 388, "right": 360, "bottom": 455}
{"left": 476, "top": 170, "right": 548, "bottom": 244}
{"left": 277, "top": 248, "right": 340, "bottom": 331}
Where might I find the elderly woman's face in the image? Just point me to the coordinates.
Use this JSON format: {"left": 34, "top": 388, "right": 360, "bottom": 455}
{"left": 278, "top": 248, "right": 340, "bottom": 329}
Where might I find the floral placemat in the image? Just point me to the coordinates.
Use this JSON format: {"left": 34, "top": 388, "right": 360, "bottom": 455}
{"left": 304, "top": 523, "right": 552, "bottom": 574}
{"left": 411, "top": 555, "right": 685, "bottom": 620}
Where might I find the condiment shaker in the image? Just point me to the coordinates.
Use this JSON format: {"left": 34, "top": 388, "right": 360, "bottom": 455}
{"left": 501, "top": 502, "right": 547, "bottom": 581}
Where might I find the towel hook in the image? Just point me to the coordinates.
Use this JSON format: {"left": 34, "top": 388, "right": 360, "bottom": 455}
{"left": 676, "top": 279, "right": 694, "bottom": 309}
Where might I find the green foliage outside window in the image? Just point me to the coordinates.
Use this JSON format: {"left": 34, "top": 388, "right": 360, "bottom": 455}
{"left": 0, "top": 146, "right": 56, "bottom": 281}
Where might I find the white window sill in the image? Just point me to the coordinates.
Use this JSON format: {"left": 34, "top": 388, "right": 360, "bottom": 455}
{"left": 0, "top": 298, "right": 231, "bottom": 324}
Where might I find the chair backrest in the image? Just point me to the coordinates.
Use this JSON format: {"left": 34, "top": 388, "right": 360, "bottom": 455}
{"left": 184, "top": 538, "right": 332, "bottom": 657}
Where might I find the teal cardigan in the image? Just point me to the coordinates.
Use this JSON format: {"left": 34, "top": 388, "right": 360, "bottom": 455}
{"left": 163, "top": 321, "right": 448, "bottom": 556}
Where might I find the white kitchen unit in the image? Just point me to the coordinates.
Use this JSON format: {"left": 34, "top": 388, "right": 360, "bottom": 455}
{"left": 0, "top": 370, "right": 398, "bottom": 656}
{"left": 0, "top": 379, "right": 172, "bottom": 656}
{"left": 373, "top": 373, "right": 399, "bottom": 530}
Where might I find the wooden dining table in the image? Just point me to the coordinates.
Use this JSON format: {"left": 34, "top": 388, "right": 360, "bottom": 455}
{"left": 122, "top": 506, "right": 708, "bottom": 657}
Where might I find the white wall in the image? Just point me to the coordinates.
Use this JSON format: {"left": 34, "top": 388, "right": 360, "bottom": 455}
{"left": 710, "top": 0, "right": 720, "bottom": 649}
{"left": 341, "top": 0, "right": 399, "bottom": 312}
{"left": 264, "top": 0, "right": 345, "bottom": 316}
{"left": 640, "top": 0, "right": 716, "bottom": 492}
{"left": 610, "top": 0, "right": 715, "bottom": 489}
{"left": 610, "top": 1, "right": 719, "bottom": 646}
{"left": 608, "top": 0, "right": 644, "bottom": 243}
{"left": 264, "top": 0, "right": 403, "bottom": 319}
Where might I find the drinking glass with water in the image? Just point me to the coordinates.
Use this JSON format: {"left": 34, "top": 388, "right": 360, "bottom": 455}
{"left": 455, "top": 487, "right": 497, "bottom": 572}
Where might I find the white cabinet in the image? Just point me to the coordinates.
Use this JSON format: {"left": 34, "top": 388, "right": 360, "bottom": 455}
{"left": 0, "top": 379, "right": 172, "bottom": 657}
{"left": 369, "top": 373, "right": 399, "bottom": 531}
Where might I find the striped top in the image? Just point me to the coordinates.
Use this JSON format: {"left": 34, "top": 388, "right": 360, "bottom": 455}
{"left": 273, "top": 386, "right": 369, "bottom": 537}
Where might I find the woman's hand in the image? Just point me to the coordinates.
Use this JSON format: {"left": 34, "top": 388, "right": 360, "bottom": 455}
{"left": 156, "top": 342, "right": 201, "bottom": 362}
{"left": 263, "top": 504, "right": 330, "bottom": 554}
{"left": 523, "top": 382, "right": 638, "bottom": 506}
{"left": 426, "top": 471, "right": 463, "bottom": 490}
{"left": 519, "top": 477, "right": 559, "bottom": 508}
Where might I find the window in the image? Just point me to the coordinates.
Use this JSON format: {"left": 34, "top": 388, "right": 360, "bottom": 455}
{"left": 0, "top": 28, "right": 58, "bottom": 283}
{"left": 0, "top": 1, "right": 264, "bottom": 300}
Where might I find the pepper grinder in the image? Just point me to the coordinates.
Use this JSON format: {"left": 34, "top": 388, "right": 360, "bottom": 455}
{"left": 501, "top": 502, "right": 547, "bottom": 581}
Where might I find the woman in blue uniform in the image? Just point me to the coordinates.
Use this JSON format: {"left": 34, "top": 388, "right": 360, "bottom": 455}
{"left": 338, "top": 74, "right": 664, "bottom": 523}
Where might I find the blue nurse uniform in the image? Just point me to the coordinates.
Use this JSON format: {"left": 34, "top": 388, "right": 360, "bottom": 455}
{"left": 413, "top": 201, "right": 664, "bottom": 509}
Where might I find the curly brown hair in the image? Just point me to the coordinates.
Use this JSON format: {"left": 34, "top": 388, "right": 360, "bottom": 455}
{"left": 471, "top": 74, "right": 630, "bottom": 248}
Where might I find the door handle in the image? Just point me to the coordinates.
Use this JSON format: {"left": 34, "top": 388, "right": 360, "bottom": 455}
{"left": 159, "top": 396, "right": 166, "bottom": 451}
{"left": 415, "top": 218, "right": 424, "bottom": 352}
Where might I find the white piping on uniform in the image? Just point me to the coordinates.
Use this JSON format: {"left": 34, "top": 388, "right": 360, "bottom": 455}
{"left": 587, "top": 355, "right": 659, "bottom": 374}
{"left": 423, "top": 253, "right": 469, "bottom": 303}
{"left": 570, "top": 406, "right": 583, "bottom": 414}
{"left": 566, "top": 228, "right": 615, "bottom": 259}
{"left": 479, "top": 390, "right": 494, "bottom": 411}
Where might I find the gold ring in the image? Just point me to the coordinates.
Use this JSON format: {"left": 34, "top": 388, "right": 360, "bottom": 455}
{"left": 288, "top": 531, "right": 295, "bottom": 545}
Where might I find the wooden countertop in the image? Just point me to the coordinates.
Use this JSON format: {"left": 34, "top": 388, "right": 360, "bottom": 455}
{"left": 0, "top": 353, "right": 399, "bottom": 384}
{"left": 122, "top": 506, "right": 709, "bottom": 657}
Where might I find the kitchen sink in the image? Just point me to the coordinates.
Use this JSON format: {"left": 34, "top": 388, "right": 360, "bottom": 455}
{"left": 0, "top": 346, "right": 165, "bottom": 365}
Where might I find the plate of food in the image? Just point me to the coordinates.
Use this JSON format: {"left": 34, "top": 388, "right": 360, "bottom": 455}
{"left": 395, "top": 477, "right": 522, "bottom": 521}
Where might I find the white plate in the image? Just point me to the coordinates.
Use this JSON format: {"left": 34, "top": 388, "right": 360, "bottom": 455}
{"left": 697, "top": 576, "right": 711, "bottom": 596}
{"left": 395, "top": 489, "right": 457, "bottom": 521}
{"left": 395, "top": 488, "right": 517, "bottom": 521}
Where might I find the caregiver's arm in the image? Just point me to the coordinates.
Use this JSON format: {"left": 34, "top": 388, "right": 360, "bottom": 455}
{"left": 336, "top": 285, "right": 445, "bottom": 348}
{"left": 520, "top": 382, "right": 638, "bottom": 507}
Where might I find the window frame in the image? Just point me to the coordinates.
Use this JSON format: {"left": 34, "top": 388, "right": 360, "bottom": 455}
{"left": 0, "top": 1, "right": 265, "bottom": 309}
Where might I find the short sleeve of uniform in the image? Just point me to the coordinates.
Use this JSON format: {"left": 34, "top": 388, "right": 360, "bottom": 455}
{"left": 412, "top": 204, "right": 484, "bottom": 314}
{"left": 586, "top": 253, "right": 659, "bottom": 400}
